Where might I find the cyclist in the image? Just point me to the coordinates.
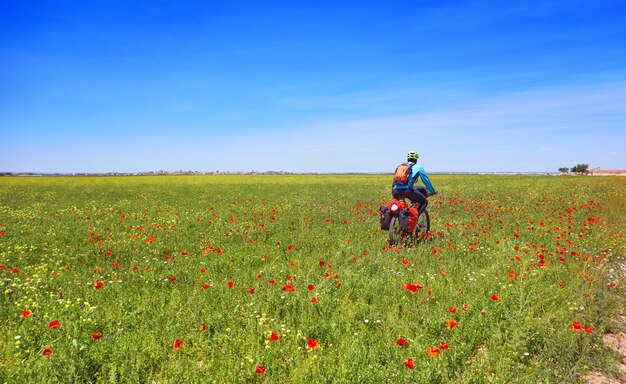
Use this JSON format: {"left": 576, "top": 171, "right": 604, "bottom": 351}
{"left": 392, "top": 151, "right": 437, "bottom": 219}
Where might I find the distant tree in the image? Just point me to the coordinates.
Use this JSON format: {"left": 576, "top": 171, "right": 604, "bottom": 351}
{"left": 558, "top": 167, "right": 570, "bottom": 174}
{"left": 571, "top": 164, "right": 589, "bottom": 175}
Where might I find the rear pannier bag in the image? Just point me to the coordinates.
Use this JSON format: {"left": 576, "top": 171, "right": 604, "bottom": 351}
{"left": 398, "top": 208, "right": 411, "bottom": 232}
{"left": 408, "top": 207, "right": 418, "bottom": 232}
{"left": 379, "top": 205, "right": 392, "bottom": 230}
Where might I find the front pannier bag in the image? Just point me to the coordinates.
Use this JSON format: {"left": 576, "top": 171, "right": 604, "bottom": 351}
{"left": 407, "top": 207, "right": 418, "bottom": 232}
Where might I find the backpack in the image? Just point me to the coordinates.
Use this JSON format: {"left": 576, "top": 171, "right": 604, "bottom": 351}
{"left": 393, "top": 163, "right": 412, "bottom": 185}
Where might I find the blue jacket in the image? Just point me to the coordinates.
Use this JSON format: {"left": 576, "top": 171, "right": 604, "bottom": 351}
{"left": 392, "top": 161, "right": 436, "bottom": 194}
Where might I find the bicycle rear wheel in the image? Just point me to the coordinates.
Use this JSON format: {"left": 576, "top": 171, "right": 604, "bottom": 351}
{"left": 389, "top": 215, "right": 408, "bottom": 246}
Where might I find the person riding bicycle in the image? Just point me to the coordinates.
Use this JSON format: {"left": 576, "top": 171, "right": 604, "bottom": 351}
{"left": 392, "top": 151, "right": 437, "bottom": 219}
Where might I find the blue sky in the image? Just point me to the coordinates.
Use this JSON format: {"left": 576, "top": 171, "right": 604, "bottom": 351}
{"left": 1, "top": 0, "right": 625, "bottom": 173}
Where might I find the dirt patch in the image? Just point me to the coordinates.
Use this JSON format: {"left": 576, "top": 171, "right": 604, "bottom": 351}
{"left": 584, "top": 316, "right": 626, "bottom": 384}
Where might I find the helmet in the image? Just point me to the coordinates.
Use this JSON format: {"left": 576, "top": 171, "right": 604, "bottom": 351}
{"left": 407, "top": 151, "right": 419, "bottom": 162}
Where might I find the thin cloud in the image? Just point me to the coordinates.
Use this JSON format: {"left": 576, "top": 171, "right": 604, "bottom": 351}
{"left": 248, "top": 81, "right": 626, "bottom": 172}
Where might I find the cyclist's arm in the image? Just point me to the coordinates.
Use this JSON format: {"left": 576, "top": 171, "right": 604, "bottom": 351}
{"left": 417, "top": 167, "right": 436, "bottom": 194}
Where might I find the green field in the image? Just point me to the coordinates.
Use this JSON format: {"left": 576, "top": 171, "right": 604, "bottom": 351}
{"left": 1, "top": 175, "right": 625, "bottom": 383}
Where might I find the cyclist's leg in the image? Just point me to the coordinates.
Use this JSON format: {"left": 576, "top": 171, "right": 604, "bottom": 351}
{"left": 413, "top": 187, "right": 428, "bottom": 215}
{"left": 404, "top": 188, "right": 416, "bottom": 206}
{"left": 415, "top": 186, "right": 428, "bottom": 195}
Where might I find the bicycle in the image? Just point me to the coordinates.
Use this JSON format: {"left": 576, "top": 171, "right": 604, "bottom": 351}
{"left": 385, "top": 192, "right": 433, "bottom": 246}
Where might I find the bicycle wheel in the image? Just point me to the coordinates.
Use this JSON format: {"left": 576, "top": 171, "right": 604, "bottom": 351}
{"left": 389, "top": 215, "right": 408, "bottom": 246}
{"left": 415, "top": 209, "right": 430, "bottom": 238}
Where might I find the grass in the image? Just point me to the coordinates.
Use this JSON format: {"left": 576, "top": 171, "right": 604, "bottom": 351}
{"left": 0, "top": 174, "right": 624, "bottom": 383}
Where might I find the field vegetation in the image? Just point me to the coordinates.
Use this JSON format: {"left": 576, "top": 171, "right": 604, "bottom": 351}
{"left": 1, "top": 174, "right": 624, "bottom": 383}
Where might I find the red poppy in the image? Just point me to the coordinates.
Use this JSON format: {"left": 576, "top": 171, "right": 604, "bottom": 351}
{"left": 20, "top": 310, "right": 32, "bottom": 318}
{"left": 268, "top": 332, "right": 280, "bottom": 341}
{"left": 427, "top": 345, "right": 441, "bottom": 357}
{"left": 311, "top": 297, "right": 317, "bottom": 303}
{"left": 42, "top": 348, "right": 53, "bottom": 356}
{"left": 200, "top": 267, "right": 206, "bottom": 273}
{"left": 94, "top": 280, "right": 104, "bottom": 289}
{"left": 200, "top": 323, "right": 207, "bottom": 332}
{"left": 402, "top": 259, "right": 409, "bottom": 266}
{"left": 396, "top": 337, "right": 407, "bottom": 346}
{"left": 440, "top": 341, "right": 449, "bottom": 349}
{"left": 249, "top": 287, "right": 255, "bottom": 294}
{"left": 307, "top": 338, "right": 320, "bottom": 349}
{"left": 91, "top": 332, "right": 103, "bottom": 339}
{"left": 491, "top": 294, "right": 499, "bottom": 301}
{"left": 462, "top": 304, "right": 469, "bottom": 311}
{"left": 570, "top": 322, "right": 582, "bottom": 332}
{"left": 307, "top": 284, "right": 315, "bottom": 291}
{"left": 227, "top": 281, "right": 234, "bottom": 289}
{"left": 170, "top": 276, "right": 177, "bottom": 281}
{"left": 446, "top": 319, "right": 458, "bottom": 329}
{"left": 405, "top": 357, "right": 415, "bottom": 369}
{"left": 255, "top": 366, "right": 266, "bottom": 374}
{"left": 281, "top": 285, "right": 295, "bottom": 292}
{"left": 448, "top": 306, "right": 457, "bottom": 313}
{"left": 202, "top": 284, "right": 210, "bottom": 290}
{"left": 269, "top": 279, "right": 276, "bottom": 285}
{"left": 584, "top": 325, "right": 593, "bottom": 333}
{"left": 49, "top": 320, "right": 60, "bottom": 329}
{"left": 402, "top": 282, "right": 420, "bottom": 294}
{"left": 173, "top": 339, "right": 183, "bottom": 350}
